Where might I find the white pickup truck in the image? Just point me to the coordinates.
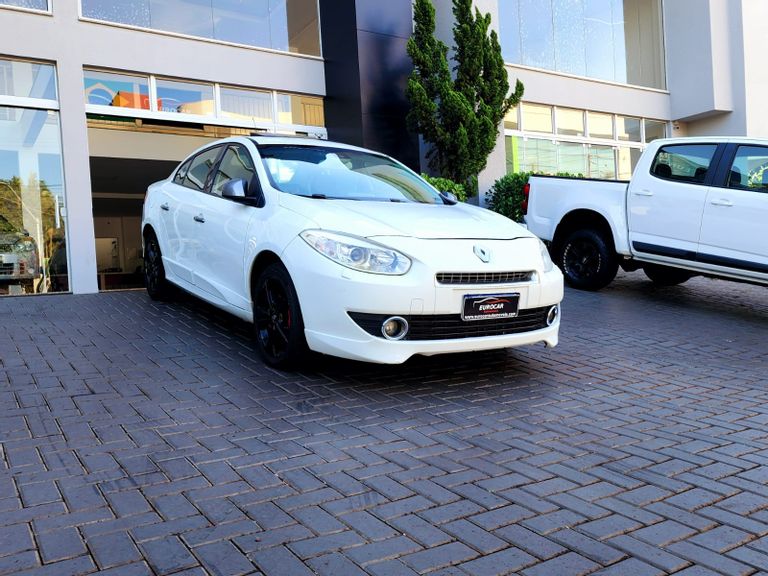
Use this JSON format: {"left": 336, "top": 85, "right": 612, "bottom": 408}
{"left": 524, "top": 137, "right": 768, "bottom": 290}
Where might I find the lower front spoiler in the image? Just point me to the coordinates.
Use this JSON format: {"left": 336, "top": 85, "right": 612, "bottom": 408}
{"left": 305, "top": 323, "right": 560, "bottom": 364}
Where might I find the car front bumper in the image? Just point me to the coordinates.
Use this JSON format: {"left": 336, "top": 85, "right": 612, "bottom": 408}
{"left": 283, "top": 235, "right": 563, "bottom": 364}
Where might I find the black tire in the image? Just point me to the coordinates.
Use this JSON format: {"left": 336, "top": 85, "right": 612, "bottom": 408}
{"left": 643, "top": 263, "right": 695, "bottom": 286}
{"left": 143, "top": 231, "right": 172, "bottom": 300}
{"left": 253, "top": 263, "right": 308, "bottom": 369}
{"left": 555, "top": 228, "right": 618, "bottom": 291}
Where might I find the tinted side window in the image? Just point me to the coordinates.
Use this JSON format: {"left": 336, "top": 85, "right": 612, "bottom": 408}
{"left": 728, "top": 145, "right": 768, "bottom": 191}
{"left": 212, "top": 145, "right": 257, "bottom": 196}
{"left": 182, "top": 146, "right": 222, "bottom": 191}
{"left": 650, "top": 144, "right": 717, "bottom": 184}
{"left": 173, "top": 158, "right": 192, "bottom": 185}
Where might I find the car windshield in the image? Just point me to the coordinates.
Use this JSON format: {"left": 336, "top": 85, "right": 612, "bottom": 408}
{"left": 258, "top": 144, "right": 445, "bottom": 204}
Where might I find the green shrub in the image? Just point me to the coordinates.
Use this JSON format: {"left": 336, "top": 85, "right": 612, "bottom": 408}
{"left": 487, "top": 172, "right": 584, "bottom": 223}
{"left": 421, "top": 174, "right": 468, "bottom": 202}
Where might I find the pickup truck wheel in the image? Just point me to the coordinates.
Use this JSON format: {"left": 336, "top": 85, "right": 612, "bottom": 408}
{"left": 253, "top": 263, "right": 308, "bottom": 370}
{"left": 643, "top": 264, "right": 695, "bottom": 286}
{"left": 556, "top": 229, "right": 618, "bottom": 291}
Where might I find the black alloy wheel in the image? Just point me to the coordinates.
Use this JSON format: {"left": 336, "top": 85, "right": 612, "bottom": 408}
{"left": 143, "top": 232, "right": 171, "bottom": 300}
{"left": 556, "top": 228, "right": 618, "bottom": 291}
{"left": 253, "top": 263, "right": 307, "bottom": 369}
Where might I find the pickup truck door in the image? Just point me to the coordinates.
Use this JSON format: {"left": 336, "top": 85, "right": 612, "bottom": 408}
{"left": 697, "top": 144, "right": 768, "bottom": 274}
{"left": 627, "top": 143, "right": 720, "bottom": 260}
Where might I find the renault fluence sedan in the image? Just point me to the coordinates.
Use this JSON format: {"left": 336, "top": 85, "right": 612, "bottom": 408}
{"left": 142, "top": 136, "right": 563, "bottom": 368}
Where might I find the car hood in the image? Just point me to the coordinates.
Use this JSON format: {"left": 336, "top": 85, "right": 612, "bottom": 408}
{"left": 279, "top": 195, "right": 534, "bottom": 240}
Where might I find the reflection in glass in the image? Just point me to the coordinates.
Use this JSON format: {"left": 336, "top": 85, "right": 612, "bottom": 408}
{"left": 588, "top": 112, "right": 613, "bottom": 139}
{"left": 521, "top": 139, "right": 557, "bottom": 174}
{"left": 156, "top": 79, "right": 214, "bottom": 115}
{"left": 617, "top": 147, "right": 641, "bottom": 180}
{"left": 644, "top": 119, "right": 666, "bottom": 143}
{"left": 84, "top": 70, "right": 150, "bottom": 110}
{"left": 553, "top": 0, "right": 585, "bottom": 76}
{"left": 499, "top": 0, "right": 520, "bottom": 64}
{"left": 617, "top": 116, "right": 641, "bottom": 142}
{"left": 519, "top": 0, "right": 554, "bottom": 70}
{"left": 0, "top": 0, "right": 47, "bottom": 9}
{"left": 80, "top": 0, "right": 150, "bottom": 27}
{"left": 0, "top": 107, "right": 68, "bottom": 295}
{"left": 81, "top": 0, "right": 321, "bottom": 56}
{"left": 277, "top": 93, "right": 324, "bottom": 126}
{"left": 589, "top": 145, "right": 616, "bottom": 179}
{"left": 522, "top": 103, "right": 553, "bottom": 133}
{"left": 558, "top": 142, "right": 586, "bottom": 175}
{"left": 504, "top": 106, "right": 519, "bottom": 131}
{"left": 220, "top": 87, "right": 273, "bottom": 124}
{"left": 585, "top": 0, "right": 615, "bottom": 82}
{"left": 556, "top": 108, "right": 584, "bottom": 137}
{"left": 0, "top": 58, "right": 57, "bottom": 100}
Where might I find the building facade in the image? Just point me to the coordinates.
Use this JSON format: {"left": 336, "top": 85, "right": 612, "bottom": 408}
{"left": 0, "top": 0, "right": 764, "bottom": 297}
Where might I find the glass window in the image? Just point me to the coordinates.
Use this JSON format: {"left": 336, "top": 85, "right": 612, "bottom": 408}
{"left": 81, "top": 0, "right": 321, "bottom": 56}
{"left": 258, "top": 145, "right": 444, "bottom": 203}
{"left": 588, "top": 145, "right": 616, "bottom": 179}
{"left": 173, "top": 158, "right": 192, "bottom": 185}
{"left": 0, "top": 0, "right": 47, "bottom": 9}
{"left": 183, "top": 146, "right": 222, "bottom": 191}
{"left": 558, "top": 142, "right": 586, "bottom": 176}
{"left": 520, "top": 139, "right": 557, "bottom": 174}
{"left": 156, "top": 79, "right": 214, "bottom": 116}
{"left": 0, "top": 59, "right": 56, "bottom": 100}
{"left": 212, "top": 145, "right": 256, "bottom": 196}
{"left": 276, "top": 94, "right": 325, "bottom": 126}
{"left": 0, "top": 107, "right": 68, "bottom": 295}
{"left": 84, "top": 70, "right": 150, "bottom": 110}
{"left": 729, "top": 146, "right": 768, "bottom": 191}
{"left": 504, "top": 105, "right": 519, "bottom": 131}
{"left": 220, "top": 87, "right": 273, "bottom": 124}
{"left": 644, "top": 119, "right": 666, "bottom": 143}
{"left": 499, "top": 0, "right": 665, "bottom": 89}
{"left": 519, "top": 0, "right": 554, "bottom": 70}
{"left": 556, "top": 108, "right": 584, "bottom": 137}
{"left": 522, "top": 103, "right": 553, "bottom": 133}
{"left": 617, "top": 116, "right": 641, "bottom": 142}
{"left": 618, "top": 147, "right": 642, "bottom": 180}
{"left": 588, "top": 112, "right": 613, "bottom": 139}
{"left": 651, "top": 144, "right": 717, "bottom": 183}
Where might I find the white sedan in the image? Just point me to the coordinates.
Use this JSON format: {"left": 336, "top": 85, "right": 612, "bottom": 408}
{"left": 142, "top": 136, "right": 563, "bottom": 368}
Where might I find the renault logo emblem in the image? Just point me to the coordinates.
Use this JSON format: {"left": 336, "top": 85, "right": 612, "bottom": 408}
{"left": 473, "top": 245, "right": 491, "bottom": 263}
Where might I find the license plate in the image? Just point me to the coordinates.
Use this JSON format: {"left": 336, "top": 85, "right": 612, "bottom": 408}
{"left": 462, "top": 293, "right": 520, "bottom": 321}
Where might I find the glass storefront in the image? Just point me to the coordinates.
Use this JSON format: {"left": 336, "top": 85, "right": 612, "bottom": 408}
{"left": 0, "top": 60, "right": 68, "bottom": 295}
{"left": 500, "top": 0, "right": 665, "bottom": 89}
{"left": 80, "top": 0, "right": 321, "bottom": 56}
{"left": 506, "top": 102, "right": 666, "bottom": 180}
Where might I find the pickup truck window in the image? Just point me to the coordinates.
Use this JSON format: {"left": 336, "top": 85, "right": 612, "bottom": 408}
{"left": 728, "top": 146, "right": 768, "bottom": 191}
{"left": 651, "top": 144, "right": 717, "bottom": 184}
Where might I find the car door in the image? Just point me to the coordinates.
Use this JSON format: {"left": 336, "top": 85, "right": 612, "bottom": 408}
{"left": 156, "top": 157, "right": 192, "bottom": 284}
{"left": 628, "top": 143, "right": 719, "bottom": 260}
{"left": 698, "top": 144, "right": 768, "bottom": 274}
{"left": 191, "top": 143, "right": 259, "bottom": 311}
{"left": 173, "top": 145, "right": 225, "bottom": 287}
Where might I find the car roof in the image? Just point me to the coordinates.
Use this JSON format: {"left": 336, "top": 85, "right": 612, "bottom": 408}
{"left": 247, "top": 134, "right": 373, "bottom": 154}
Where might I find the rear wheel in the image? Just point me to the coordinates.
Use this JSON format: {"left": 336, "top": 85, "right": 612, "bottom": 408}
{"left": 253, "top": 263, "right": 308, "bottom": 370}
{"left": 555, "top": 228, "right": 618, "bottom": 291}
{"left": 143, "top": 231, "right": 172, "bottom": 300}
{"left": 643, "top": 263, "right": 695, "bottom": 286}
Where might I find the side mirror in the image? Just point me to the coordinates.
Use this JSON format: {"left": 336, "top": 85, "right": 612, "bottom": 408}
{"left": 222, "top": 178, "right": 247, "bottom": 199}
{"left": 440, "top": 191, "right": 458, "bottom": 205}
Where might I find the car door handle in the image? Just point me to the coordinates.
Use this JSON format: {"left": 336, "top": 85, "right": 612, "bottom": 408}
{"left": 160, "top": 203, "right": 170, "bottom": 211}
{"left": 710, "top": 199, "right": 733, "bottom": 207}
{"left": 193, "top": 214, "right": 205, "bottom": 223}
{"left": 634, "top": 189, "right": 654, "bottom": 197}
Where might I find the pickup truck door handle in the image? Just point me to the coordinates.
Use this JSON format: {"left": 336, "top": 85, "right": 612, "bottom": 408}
{"left": 160, "top": 202, "right": 170, "bottom": 211}
{"left": 710, "top": 199, "right": 734, "bottom": 207}
{"left": 634, "top": 189, "right": 654, "bottom": 197}
{"left": 193, "top": 214, "right": 205, "bottom": 223}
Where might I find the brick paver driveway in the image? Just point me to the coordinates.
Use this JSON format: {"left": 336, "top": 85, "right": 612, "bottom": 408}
{"left": 1, "top": 271, "right": 768, "bottom": 576}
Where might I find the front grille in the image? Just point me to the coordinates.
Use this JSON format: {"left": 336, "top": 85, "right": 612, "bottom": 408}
{"left": 349, "top": 307, "right": 550, "bottom": 341}
{"left": 0, "top": 263, "right": 14, "bottom": 275}
{"left": 436, "top": 271, "right": 534, "bottom": 285}
{"left": 0, "top": 244, "right": 13, "bottom": 252}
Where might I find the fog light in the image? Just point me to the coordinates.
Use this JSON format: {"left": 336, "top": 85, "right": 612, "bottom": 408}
{"left": 381, "top": 316, "right": 409, "bottom": 340}
{"left": 546, "top": 304, "right": 560, "bottom": 326}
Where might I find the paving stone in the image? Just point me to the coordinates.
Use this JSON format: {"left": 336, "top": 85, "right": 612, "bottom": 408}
{"left": 88, "top": 531, "right": 143, "bottom": 569}
{"left": 460, "top": 546, "right": 537, "bottom": 576}
{"left": 401, "top": 542, "right": 478, "bottom": 574}
{"left": 37, "top": 527, "right": 87, "bottom": 563}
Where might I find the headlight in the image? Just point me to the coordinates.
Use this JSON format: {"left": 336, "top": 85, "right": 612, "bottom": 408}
{"left": 538, "top": 239, "right": 554, "bottom": 273}
{"left": 300, "top": 230, "right": 411, "bottom": 275}
{"left": 13, "top": 238, "right": 35, "bottom": 253}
